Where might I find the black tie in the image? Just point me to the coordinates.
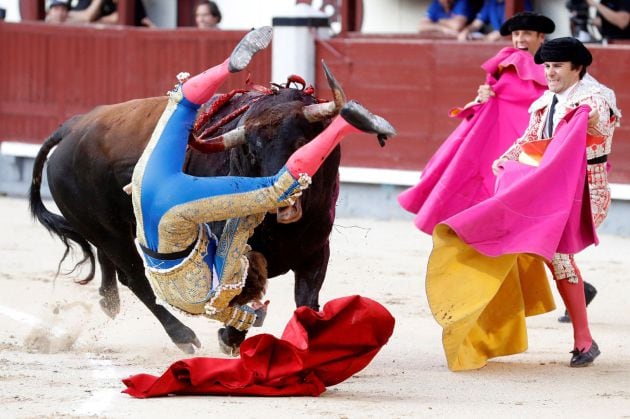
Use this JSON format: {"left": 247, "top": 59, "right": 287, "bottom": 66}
{"left": 546, "top": 94, "right": 558, "bottom": 138}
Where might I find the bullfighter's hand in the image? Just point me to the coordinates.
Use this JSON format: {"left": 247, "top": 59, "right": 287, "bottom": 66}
{"left": 252, "top": 300, "right": 270, "bottom": 327}
{"left": 475, "top": 84, "right": 495, "bottom": 104}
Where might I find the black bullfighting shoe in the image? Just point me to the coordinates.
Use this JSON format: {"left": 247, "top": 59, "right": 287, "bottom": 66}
{"left": 570, "top": 340, "right": 600, "bottom": 367}
{"left": 340, "top": 100, "right": 397, "bottom": 147}
{"left": 228, "top": 26, "right": 273, "bottom": 73}
{"left": 558, "top": 281, "right": 598, "bottom": 323}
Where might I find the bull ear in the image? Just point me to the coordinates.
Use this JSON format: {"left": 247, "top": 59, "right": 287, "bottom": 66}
{"left": 189, "top": 126, "right": 246, "bottom": 154}
{"left": 303, "top": 60, "right": 346, "bottom": 122}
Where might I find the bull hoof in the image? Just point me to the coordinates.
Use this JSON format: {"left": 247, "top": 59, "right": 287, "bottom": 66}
{"left": 168, "top": 324, "right": 202, "bottom": 354}
{"left": 217, "top": 327, "right": 246, "bottom": 357}
{"left": 218, "top": 338, "right": 239, "bottom": 357}
{"left": 98, "top": 297, "right": 120, "bottom": 319}
{"left": 175, "top": 336, "right": 202, "bottom": 354}
{"left": 98, "top": 289, "right": 120, "bottom": 319}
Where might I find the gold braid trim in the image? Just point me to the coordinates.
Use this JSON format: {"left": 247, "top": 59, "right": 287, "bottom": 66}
{"left": 142, "top": 225, "right": 214, "bottom": 314}
{"left": 131, "top": 87, "right": 183, "bottom": 245}
{"left": 204, "top": 213, "right": 264, "bottom": 312}
{"left": 203, "top": 213, "right": 265, "bottom": 332}
{"left": 205, "top": 305, "right": 257, "bottom": 331}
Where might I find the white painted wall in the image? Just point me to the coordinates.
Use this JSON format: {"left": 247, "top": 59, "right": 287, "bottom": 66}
{"left": 211, "top": 0, "right": 295, "bottom": 29}
{"left": 209, "top": 0, "right": 429, "bottom": 32}
{"left": 362, "top": 0, "right": 427, "bottom": 33}
{"left": 142, "top": 0, "right": 177, "bottom": 28}
{"left": 535, "top": 0, "right": 573, "bottom": 38}
{"left": 0, "top": 0, "right": 20, "bottom": 21}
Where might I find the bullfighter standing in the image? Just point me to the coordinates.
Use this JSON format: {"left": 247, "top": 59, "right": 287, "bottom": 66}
{"left": 131, "top": 27, "right": 396, "bottom": 345}
{"left": 492, "top": 37, "right": 621, "bottom": 367}
{"left": 424, "top": 37, "right": 620, "bottom": 371}
{"left": 399, "top": 12, "right": 599, "bottom": 322}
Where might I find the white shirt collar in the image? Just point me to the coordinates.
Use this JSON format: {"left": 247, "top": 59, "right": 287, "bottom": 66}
{"left": 555, "top": 81, "right": 580, "bottom": 104}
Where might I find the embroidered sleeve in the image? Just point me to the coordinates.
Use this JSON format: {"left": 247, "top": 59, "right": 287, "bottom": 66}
{"left": 582, "top": 95, "right": 612, "bottom": 137}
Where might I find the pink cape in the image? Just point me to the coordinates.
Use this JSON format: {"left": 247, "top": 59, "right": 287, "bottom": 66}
{"left": 122, "top": 295, "right": 395, "bottom": 398}
{"left": 398, "top": 48, "right": 547, "bottom": 234}
{"left": 444, "top": 105, "right": 597, "bottom": 260}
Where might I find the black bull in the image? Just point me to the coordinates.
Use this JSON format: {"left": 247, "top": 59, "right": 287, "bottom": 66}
{"left": 29, "top": 80, "right": 343, "bottom": 354}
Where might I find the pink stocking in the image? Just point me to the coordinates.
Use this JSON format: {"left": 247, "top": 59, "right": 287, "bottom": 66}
{"left": 286, "top": 115, "right": 359, "bottom": 178}
{"left": 556, "top": 276, "right": 593, "bottom": 351}
{"left": 182, "top": 59, "right": 231, "bottom": 105}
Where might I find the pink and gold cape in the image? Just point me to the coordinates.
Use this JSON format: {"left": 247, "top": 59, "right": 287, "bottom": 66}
{"left": 426, "top": 106, "right": 596, "bottom": 371}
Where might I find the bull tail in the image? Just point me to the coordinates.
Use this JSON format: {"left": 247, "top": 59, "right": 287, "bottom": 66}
{"left": 28, "top": 129, "right": 96, "bottom": 284}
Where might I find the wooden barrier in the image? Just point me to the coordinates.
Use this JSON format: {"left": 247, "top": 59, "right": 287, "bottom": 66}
{"left": 317, "top": 36, "right": 630, "bottom": 183}
{"left": 0, "top": 21, "right": 270, "bottom": 144}
{"left": 1, "top": 21, "right": 629, "bottom": 182}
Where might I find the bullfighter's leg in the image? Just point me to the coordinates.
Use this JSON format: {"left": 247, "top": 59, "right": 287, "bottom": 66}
{"left": 285, "top": 100, "right": 396, "bottom": 178}
{"left": 550, "top": 253, "right": 600, "bottom": 367}
{"left": 132, "top": 26, "right": 274, "bottom": 252}
{"left": 557, "top": 281, "right": 597, "bottom": 323}
{"left": 558, "top": 164, "right": 609, "bottom": 323}
{"left": 182, "top": 26, "right": 272, "bottom": 105}
{"left": 120, "top": 26, "right": 272, "bottom": 194}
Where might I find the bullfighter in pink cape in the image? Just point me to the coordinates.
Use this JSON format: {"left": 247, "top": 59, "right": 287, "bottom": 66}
{"left": 426, "top": 37, "right": 621, "bottom": 371}
{"left": 398, "top": 12, "right": 601, "bottom": 318}
{"left": 398, "top": 12, "right": 554, "bottom": 234}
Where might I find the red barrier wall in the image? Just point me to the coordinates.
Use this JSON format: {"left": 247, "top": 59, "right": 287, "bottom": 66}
{"left": 1, "top": 22, "right": 628, "bottom": 183}
{"left": 0, "top": 21, "right": 270, "bottom": 144}
{"left": 317, "top": 36, "right": 630, "bottom": 183}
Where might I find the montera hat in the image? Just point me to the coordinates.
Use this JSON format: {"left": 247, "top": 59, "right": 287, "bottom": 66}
{"left": 500, "top": 12, "right": 555, "bottom": 36}
{"left": 534, "top": 37, "right": 593, "bottom": 66}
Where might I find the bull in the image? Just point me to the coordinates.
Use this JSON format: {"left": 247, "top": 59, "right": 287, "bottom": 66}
{"left": 29, "top": 62, "right": 347, "bottom": 354}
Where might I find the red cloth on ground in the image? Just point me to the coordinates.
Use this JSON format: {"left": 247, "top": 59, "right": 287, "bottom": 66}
{"left": 122, "top": 295, "right": 395, "bottom": 398}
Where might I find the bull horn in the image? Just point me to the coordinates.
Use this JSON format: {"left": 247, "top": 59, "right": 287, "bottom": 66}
{"left": 189, "top": 126, "right": 247, "bottom": 153}
{"left": 303, "top": 60, "right": 346, "bottom": 122}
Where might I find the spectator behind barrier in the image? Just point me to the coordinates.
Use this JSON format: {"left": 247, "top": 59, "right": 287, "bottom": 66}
{"left": 418, "top": 0, "right": 477, "bottom": 37}
{"left": 195, "top": 0, "right": 221, "bottom": 29}
{"left": 67, "top": 0, "right": 156, "bottom": 27}
{"left": 458, "top": 0, "right": 533, "bottom": 41}
{"left": 587, "top": 0, "right": 630, "bottom": 41}
{"left": 45, "top": 0, "right": 70, "bottom": 24}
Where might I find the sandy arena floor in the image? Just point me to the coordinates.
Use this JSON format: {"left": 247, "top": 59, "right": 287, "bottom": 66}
{"left": 0, "top": 196, "right": 629, "bottom": 418}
